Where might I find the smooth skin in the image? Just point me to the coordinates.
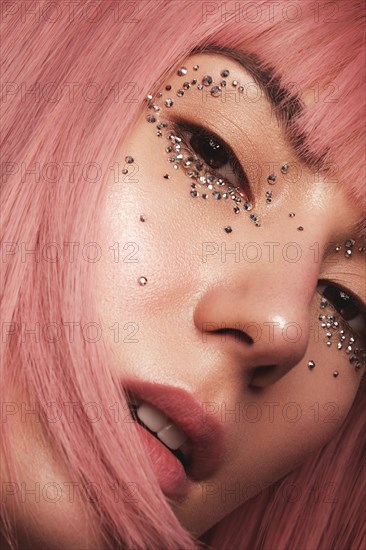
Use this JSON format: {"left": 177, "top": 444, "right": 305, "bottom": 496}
{"left": 2, "top": 53, "right": 365, "bottom": 548}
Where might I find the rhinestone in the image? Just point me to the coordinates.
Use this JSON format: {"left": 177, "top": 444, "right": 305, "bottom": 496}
{"left": 183, "top": 82, "right": 190, "bottom": 89}
{"left": 147, "top": 115, "right": 156, "bottom": 123}
{"left": 139, "top": 215, "right": 146, "bottom": 222}
{"left": 345, "top": 239, "right": 355, "bottom": 247}
{"left": 197, "top": 84, "right": 203, "bottom": 90}
{"left": 233, "top": 206, "right": 240, "bottom": 214}
{"left": 202, "top": 75, "right": 213, "bottom": 86}
{"left": 193, "top": 65, "right": 199, "bottom": 71}
{"left": 221, "top": 69, "right": 230, "bottom": 77}
{"left": 243, "top": 201, "right": 252, "bottom": 210}
{"left": 178, "top": 67, "right": 188, "bottom": 76}
{"left": 220, "top": 80, "right": 227, "bottom": 87}
{"left": 211, "top": 86, "right": 222, "bottom": 97}
{"left": 281, "top": 163, "right": 289, "bottom": 174}
{"left": 267, "top": 174, "right": 276, "bottom": 184}
{"left": 125, "top": 156, "right": 134, "bottom": 164}
{"left": 163, "top": 174, "right": 170, "bottom": 179}
{"left": 190, "top": 190, "right": 198, "bottom": 197}
{"left": 165, "top": 98, "right": 174, "bottom": 108}
{"left": 157, "top": 92, "right": 162, "bottom": 97}
{"left": 358, "top": 246, "right": 365, "bottom": 252}
{"left": 232, "top": 80, "right": 238, "bottom": 86}
{"left": 326, "top": 332, "right": 332, "bottom": 338}
{"left": 289, "top": 212, "right": 295, "bottom": 217}
{"left": 350, "top": 337, "right": 355, "bottom": 343}
{"left": 321, "top": 323, "right": 326, "bottom": 328}
{"left": 250, "top": 214, "right": 257, "bottom": 221}
{"left": 320, "top": 298, "right": 328, "bottom": 308}
{"left": 146, "top": 94, "right": 153, "bottom": 100}
{"left": 202, "top": 193, "right": 208, "bottom": 199}
{"left": 177, "top": 89, "right": 184, "bottom": 97}
{"left": 335, "top": 245, "right": 341, "bottom": 251}
{"left": 319, "top": 314, "right": 325, "bottom": 320}
{"left": 165, "top": 85, "right": 172, "bottom": 91}
{"left": 345, "top": 249, "right": 352, "bottom": 258}
{"left": 297, "top": 226, "right": 304, "bottom": 231}
{"left": 238, "top": 86, "right": 244, "bottom": 92}
{"left": 333, "top": 321, "right": 339, "bottom": 327}
{"left": 349, "top": 354, "right": 357, "bottom": 363}
{"left": 156, "top": 131, "right": 162, "bottom": 137}
{"left": 191, "top": 79, "right": 198, "bottom": 85}
{"left": 224, "top": 226, "right": 232, "bottom": 233}
{"left": 326, "top": 322, "right": 332, "bottom": 329}
{"left": 326, "top": 341, "right": 332, "bottom": 347}
{"left": 333, "top": 370, "right": 339, "bottom": 377}
{"left": 308, "top": 360, "right": 316, "bottom": 369}
{"left": 212, "top": 191, "right": 222, "bottom": 199}
{"left": 337, "top": 343, "right": 343, "bottom": 350}
{"left": 346, "top": 346, "right": 352, "bottom": 353}
{"left": 138, "top": 277, "right": 148, "bottom": 286}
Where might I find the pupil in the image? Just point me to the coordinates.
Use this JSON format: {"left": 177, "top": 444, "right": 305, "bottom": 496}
{"left": 190, "top": 133, "right": 229, "bottom": 169}
{"left": 323, "top": 285, "right": 358, "bottom": 320}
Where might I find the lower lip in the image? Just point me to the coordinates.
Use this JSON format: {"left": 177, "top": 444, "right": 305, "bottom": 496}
{"left": 135, "top": 422, "right": 190, "bottom": 499}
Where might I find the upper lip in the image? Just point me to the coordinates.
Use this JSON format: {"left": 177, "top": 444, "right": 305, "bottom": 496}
{"left": 122, "top": 378, "right": 225, "bottom": 480}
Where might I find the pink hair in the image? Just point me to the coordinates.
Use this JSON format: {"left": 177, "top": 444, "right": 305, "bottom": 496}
{"left": 1, "top": 1, "right": 364, "bottom": 548}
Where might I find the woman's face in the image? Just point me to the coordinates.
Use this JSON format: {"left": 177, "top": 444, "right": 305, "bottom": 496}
{"left": 96, "top": 52, "right": 366, "bottom": 536}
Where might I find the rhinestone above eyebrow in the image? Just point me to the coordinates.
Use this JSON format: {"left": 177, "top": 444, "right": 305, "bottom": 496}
{"left": 137, "top": 276, "right": 148, "bottom": 286}
{"left": 308, "top": 360, "right": 316, "bottom": 369}
{"left": 177, "top": 67, "right": 188, "bottom": 76}
{"left": 202, "top": 75, "right": 213, "bottom": 86}
{"left": 333, "top": 239, "right": 365, "bottom": 256}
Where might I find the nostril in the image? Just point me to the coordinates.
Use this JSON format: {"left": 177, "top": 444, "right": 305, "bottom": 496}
{"left": 216, "top": 327, "right": 254, "bottom": 345}
{"left": 250, "top": 364, "right": 278, "bottom": 387}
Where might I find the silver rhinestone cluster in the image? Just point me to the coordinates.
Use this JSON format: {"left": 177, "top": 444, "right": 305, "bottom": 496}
{"left": 334, "top": 238, "right": 365, "bottom": 258}
{"left": 319, "top": 296, "right": 366, "bottom": 374}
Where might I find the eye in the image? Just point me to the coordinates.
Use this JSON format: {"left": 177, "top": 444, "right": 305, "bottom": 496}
{"left": 172, "top": 120, "right": 251, "bottom": 201}
{"left": 317, "top": 281, "right": 366, "bottom": 338}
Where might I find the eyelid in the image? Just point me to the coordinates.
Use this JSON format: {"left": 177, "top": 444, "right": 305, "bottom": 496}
{"left": 318, "top": 279, "right": 366, "bottom": 339}
{"left": 171, "top": 119, "right": 253, "bottom": 203}
{"left": 319, "top": 279, "right": 366, "bottom": 314}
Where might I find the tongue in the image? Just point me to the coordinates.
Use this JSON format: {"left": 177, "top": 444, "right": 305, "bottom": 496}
{"left": 134, "top": 422, "right": 189, "bottom": 498}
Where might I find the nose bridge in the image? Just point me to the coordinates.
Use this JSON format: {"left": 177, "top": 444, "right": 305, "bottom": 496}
{"left": 195, "top": 240, "right": 318, "bottom": 379}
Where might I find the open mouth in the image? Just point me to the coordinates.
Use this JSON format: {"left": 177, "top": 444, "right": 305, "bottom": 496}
{"left": 127, "top": 395, "right": 193, "bottom": 472}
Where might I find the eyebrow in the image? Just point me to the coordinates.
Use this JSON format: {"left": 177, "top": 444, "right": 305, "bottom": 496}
{"left": 191, "top": 45, "right": 323, "bottom": 169}
{"left": 192, "top": 45, "right": 366, "bottom": 239}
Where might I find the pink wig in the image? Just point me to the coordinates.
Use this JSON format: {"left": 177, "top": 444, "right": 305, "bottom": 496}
{"left": 1, "top": 1, "right": 365, "bottom": 548}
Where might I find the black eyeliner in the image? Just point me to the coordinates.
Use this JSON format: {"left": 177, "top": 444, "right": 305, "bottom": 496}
{"left": 171, "top": 119, "right": 252, "bottom": 203}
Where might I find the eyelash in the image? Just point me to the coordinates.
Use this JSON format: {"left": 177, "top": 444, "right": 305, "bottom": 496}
{"left": 172, "top": 120, "right": 251, "bottom": 201}
{"left": 169, "top": 121, "right": 365, "bottom": 339}
{"left": 317, "top": 280, "right": 366, "bottom": 339}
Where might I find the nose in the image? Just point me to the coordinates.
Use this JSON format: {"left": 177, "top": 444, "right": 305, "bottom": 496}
{"left": 193, "top": 268, "right": 313, "bottom": 387}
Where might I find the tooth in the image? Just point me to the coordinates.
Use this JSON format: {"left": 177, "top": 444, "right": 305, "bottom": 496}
{"left": 136, "top": 402, "right": 169, "bottom": 432}
{"left": 157, "top": 423, "right": 188, "bottom": 450}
